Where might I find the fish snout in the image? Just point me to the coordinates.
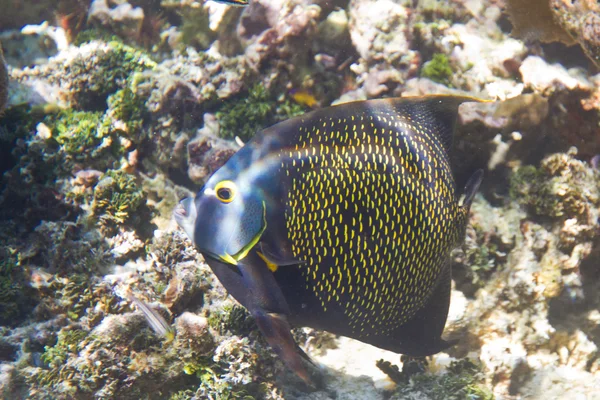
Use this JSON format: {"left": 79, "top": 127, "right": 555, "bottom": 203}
{"left": 174, "top": 197, "right": 197, "bottom": 242}
{"left": 173, "top": 200, "right": 188, "bottom": 218}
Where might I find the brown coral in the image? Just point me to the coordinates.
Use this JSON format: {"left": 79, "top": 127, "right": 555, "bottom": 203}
{"left": 505, "top": 0, "right": 575, "bottom": 44}
{"left": 505, "top": 0, "right": 600, "bottom": 66}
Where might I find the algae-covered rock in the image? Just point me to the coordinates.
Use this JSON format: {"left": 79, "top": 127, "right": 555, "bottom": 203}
{"left": 389, "top": 359, "right": 493, "bottom": 400}
{"left": 510, "top": 150, "right": 600, "bottom": 221}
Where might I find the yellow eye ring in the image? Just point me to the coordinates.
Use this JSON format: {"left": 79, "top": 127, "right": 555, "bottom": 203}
{"left": 214, "top": 180, "right": 237, "bottom": 203}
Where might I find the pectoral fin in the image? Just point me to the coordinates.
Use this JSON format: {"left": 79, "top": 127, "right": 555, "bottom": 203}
{"left": 254, "top": 310, "right": 314, "bottom": 385}
{"left": 235, "top": 252, "right": 315, "bottom": 384}
{"left": 258, "top": 242, "right": 305, "bottom": 273}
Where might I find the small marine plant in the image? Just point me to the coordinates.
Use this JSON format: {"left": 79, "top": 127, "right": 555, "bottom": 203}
{"left": 106, "top": 79, "right": 147, "bottom": 136}
{"left": 421, "top": 53, "right": 454, "bottom": 86}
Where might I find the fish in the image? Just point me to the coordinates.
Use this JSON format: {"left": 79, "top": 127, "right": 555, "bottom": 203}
{"left": 591, "top": 154, "right": 600, "bottom": 170}
{"left": 0, "top": 43, "right": 7, "bottom": 114}
{"left": 291, "top": 89, "right": 318, "bottom": 108}
{"left": 125, "top": 291, "right": 175, "bottom": 343}
{"left": 210, "top": 0, "right": 249, "bottom": 6}
{"left": 174, "top": 95, "right": 484, "bottom": 383}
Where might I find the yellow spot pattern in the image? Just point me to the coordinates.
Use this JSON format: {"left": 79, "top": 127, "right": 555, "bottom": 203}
{"left": 280, "top": 106, "right": 468, "bottom": 340}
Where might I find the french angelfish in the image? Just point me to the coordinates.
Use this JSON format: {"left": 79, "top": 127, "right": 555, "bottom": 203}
{"left": 174, "top": 95, "right": 484, "bottom": 383}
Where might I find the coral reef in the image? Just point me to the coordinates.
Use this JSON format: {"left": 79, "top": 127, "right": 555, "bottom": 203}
{"left": 1, "top": 0, "right": 600, "bottom": 398}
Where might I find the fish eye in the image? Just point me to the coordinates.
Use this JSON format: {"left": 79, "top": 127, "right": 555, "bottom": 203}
{"left": 214, "top": 180, "right": 236, "bottom": 203}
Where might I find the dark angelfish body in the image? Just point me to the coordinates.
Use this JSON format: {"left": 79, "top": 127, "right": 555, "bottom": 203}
{"left": 174, "top": 95, "right": 483, "bottom": 383}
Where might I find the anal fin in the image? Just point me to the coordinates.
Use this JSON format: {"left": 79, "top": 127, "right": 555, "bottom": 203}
{"left": 389, "top": 262, "right": 456, "bottom": 356}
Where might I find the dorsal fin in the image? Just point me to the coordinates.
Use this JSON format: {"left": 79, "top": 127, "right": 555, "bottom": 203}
{"left": 391, "top": 95, "right": 485, "bottom": 154}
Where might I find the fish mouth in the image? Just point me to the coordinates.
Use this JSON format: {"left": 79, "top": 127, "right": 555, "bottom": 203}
{"left": 173, "top": 202, "right": 187, "bottom": 219}
{"left": 174, "top": 197, "right": 197, "bottom": 241}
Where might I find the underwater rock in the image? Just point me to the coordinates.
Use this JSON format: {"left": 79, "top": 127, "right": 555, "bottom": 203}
{"left": 1, "top": 0, "right": 600, "bottom": 398}
{"left": 348, "top": 0, "right": 410, "bottom": 64}
{"left": 0, "top": 23, "right": 66, "bottom": 70}
{"left": 136, "top": 50, "right": 247, "bottom": 117}
{"left": 12, "top": 40, "right": 155, "bottom": 110}
{"left": 520, "top": 56, "right": 592, "bottom": 95}
{"left": 186, "top": 115, "right": 239, "bottom": 183}
{"left": 347, "top": 0, "right": 418, "bottom": 97}
{"left": 88, "top": 0, "right": 145, "bottom": 40}
{"left": 549, "top": 0, "right": 600, "bottom": 66}
{"left": 510, "top": 149, "right": 600, "bottom": 232}
{"left": 446, "top": 16, "right": 527, "bottom": 97}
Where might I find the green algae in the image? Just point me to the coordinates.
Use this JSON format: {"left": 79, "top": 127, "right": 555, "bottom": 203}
{"left": 106, "top": 77, "right": 147, "bottom": 135}
{"left": 180, "top": 6, "right": 216, "bottom": 50}
{"left": 215, "top": 84, "right": 306, "bottom": 141}
{"left": 51, "top": 110, "right": 105, "bottom": 156}
{"left": 62, "top": 41, "right": 156, "bottom": 111}
{"left": 40, "top": 329, "right": 88, "bottom": 370}
{"left": 169, "top": 390, "right": 195, "bottom": 400}
{"left": 0, "top": 247, "right": 25, "bottom": 325}
{"left": 207, "top": 304, "right": 256, "bottom": 337}
{"left": 91, "top": 170, "right": 145, "bottom": 234}
{"left": 184, "top": 356, "right": 265, "bottom": 400}
{"left": 421, "top": 53, "right": 454, "bottom": 86}
{"left": 49, "top": 275, "right": 119, "bottom": 323}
